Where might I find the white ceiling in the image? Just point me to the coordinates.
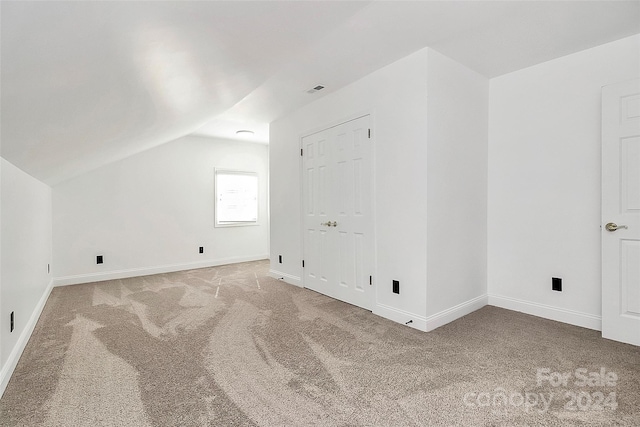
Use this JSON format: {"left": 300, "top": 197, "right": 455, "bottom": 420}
{"left": 2, "top": 1, "right": 639, "bottom": 185}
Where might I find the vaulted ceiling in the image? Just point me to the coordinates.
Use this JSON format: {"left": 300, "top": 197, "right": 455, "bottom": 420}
{"left": 2, "top": 1, "right": 639, "bottom": 185}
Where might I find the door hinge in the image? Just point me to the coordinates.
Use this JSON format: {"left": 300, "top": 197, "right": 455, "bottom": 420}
{"left": 300, "top": 148, "right": 303, "bottom": 156}
{"left": 369, "top": 275, "right": 372, "bottom": 285}
{"left": 302, "top": 260, "right": 305, "bottom": 268}
{"left": 368, "top": 129, "right": 371, "bottom": 138}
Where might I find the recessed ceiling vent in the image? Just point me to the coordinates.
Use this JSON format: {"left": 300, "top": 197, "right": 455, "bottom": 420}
{"left": 307, "top": 85, "right": 325, "bottom": 94}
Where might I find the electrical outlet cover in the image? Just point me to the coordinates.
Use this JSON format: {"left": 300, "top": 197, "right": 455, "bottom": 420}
{"left": 392, "top": 280, "right": 400, "bottom": 294}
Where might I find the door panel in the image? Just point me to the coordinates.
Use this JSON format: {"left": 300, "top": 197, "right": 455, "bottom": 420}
{"left": 621, "top": 240, "right": 640, "bottom": 315}
{"left": 622, "top": 137, "right": 640, "bottom": 211}
{"left": 354, "top": 232, "right": 365, "bottom": 291}
{"left": 303, "top": 131, "right": 333, "bottom": 297}
{"left": 302, "top": 115, "right": 373, "bottom": 310}
{"left": 602, "top": 79, "right": 640, "bottom": 346}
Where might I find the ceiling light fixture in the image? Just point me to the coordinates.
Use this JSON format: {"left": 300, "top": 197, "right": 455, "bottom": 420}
{"left": 236, "top": 130, "right": 254, "bottom": 136}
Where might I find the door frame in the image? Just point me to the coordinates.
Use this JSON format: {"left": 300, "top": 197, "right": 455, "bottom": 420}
{"left": 298, "top": 111, "right": 377, "bottom": 310}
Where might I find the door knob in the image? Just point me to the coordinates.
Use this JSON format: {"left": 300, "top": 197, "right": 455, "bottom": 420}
{"left": 605, "top": 222, "right": 628, "bottom": 232}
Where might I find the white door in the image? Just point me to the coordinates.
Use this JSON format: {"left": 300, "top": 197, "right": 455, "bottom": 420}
{"left": 302, "top": 115, "right": 374, "bottom": 310}
{"left": 602, "top": 78, "right": 640, "bottom": 346}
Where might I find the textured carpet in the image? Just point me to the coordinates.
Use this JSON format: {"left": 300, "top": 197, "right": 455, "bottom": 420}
{"left": 1, "top": 260, "right": 638, "bottom": 426}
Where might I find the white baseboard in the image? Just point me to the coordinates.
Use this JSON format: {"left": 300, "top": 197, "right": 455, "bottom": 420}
{"left": 375, "top": 295, "right": 488, "bottom": 332}
{"left": 374, "top": 303, "right": 428, "bottom": 331}
{"left": 268, "top": 269, "right": 302, "bottom": 287}
{"left": 0, "top": 279, "right": 54, "bottom": 399}
{"left": 488, "top": 294, "right": 601, "bottom": 331}
{"left": 425, "top": 294, "right": 488, "bottom": 332}
{"left": 53, "top": 254, "right": 269, "bottom": 287}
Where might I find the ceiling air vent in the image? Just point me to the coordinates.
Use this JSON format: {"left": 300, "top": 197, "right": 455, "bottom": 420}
{"left": 307, "top": 85, "right": 325, "bottom": 94}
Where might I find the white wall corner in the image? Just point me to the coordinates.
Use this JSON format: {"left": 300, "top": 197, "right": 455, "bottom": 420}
{"left": 374, "top": 303, "right": 428, "bottom": 332}
{"left": 0, "top": 279, "right": 54, "bottom": 399}
{"left": 488, "top": 294, "right": 602, "bottom": 331}
{"left": 53, "top": 255, "right": 269, "bottom": 287}
{"left": 268, "top": 269, "right": 302, "bottom": 287}
{"left": 425, "top": 294, "right": 488, "bottom": 332}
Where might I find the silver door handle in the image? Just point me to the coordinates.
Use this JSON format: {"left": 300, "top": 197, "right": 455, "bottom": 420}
{"left": 320, "top": 221, "right": 337, "bottom": 227}
{"left": 605, "top": 222, "right": 628, "bottom": 232}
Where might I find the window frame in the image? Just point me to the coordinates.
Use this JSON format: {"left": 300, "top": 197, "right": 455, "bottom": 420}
{"left": 214, "top": 168, "right": 259, "bottom": 228}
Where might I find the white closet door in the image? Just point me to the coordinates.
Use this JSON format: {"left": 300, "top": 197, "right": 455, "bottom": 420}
{"left": 302, "top": 115, "right": 374, "bottom": 310}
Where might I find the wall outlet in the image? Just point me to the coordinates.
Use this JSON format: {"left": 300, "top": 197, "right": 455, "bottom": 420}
{"left": 96, "top": 255, "right": 103, "bottom": 264}
{"left": 199, "top": 246, "right": 204, "bottom": 254}
{"left": 392, "top": 280, "right": 400, "bottom": 294}
{"left": 552, "top": 277, "right": 562, "bottom": 292}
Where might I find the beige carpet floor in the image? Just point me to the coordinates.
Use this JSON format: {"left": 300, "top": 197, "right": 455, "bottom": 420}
{"left": 0, "top": 260, "right": 638, "bottom": 426}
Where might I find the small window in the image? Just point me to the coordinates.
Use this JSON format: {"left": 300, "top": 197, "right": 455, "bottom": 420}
{"left": 215, "top": 169, "right": 258, "bottom": 227}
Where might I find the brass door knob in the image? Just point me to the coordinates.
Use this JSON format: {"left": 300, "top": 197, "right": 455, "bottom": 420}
{"left": 320, "top": 221, "right": 337, "bottom": 227}
{"left": 605, "top": 222, "right": 628, "bottom": 232}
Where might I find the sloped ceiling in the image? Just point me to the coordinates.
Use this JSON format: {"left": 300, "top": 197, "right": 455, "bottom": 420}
{"left": 2, "top": 1, "right": 639, "bottom": 185}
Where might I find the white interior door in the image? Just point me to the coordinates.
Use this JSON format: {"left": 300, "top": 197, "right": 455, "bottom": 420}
{"left": 302, "top": 115, "right": 374, "bottom": 310}
{"left": 602, "top": 78, "right": 640, "bottom": 346}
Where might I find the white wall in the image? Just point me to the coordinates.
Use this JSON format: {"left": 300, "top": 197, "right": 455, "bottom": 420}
{"left": 487, "top": 34, "right": 640, "bottom": 329}
{"left": 0, "top": 158, "right": 53, "bottom": 396}
{"left": 0, "top": 133, "right": 2, "bottom": 393}
{"left": 271, "top": 49, "right": 430, "bottom": 325}
{"left": 53, "top": 135, "right": 269, "bottom": 284}
{"left": 426, "top": 49, "right": 489, "bottom": 318}
{"left": 270, "top": 47, "right": 489, "bottom": 330}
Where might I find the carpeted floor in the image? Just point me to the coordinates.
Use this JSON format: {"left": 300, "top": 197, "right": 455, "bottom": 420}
{"left": 0, "top": 260, "right": 638, "bottom": 426}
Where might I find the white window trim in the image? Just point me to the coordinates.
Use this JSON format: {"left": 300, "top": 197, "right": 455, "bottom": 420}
{"left": 214, "top": 169, "right": 259, "bottom": 228}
